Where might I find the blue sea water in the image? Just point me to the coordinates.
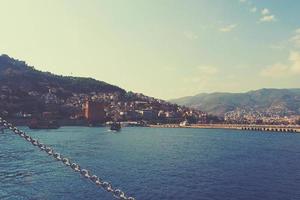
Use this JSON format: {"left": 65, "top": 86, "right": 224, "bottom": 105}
{"left": 0, "top": 127, "right": 300, "bottom": 200}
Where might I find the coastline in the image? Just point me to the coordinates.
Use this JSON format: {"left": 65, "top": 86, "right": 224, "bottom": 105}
{"left": 5, "top": 118, "right": 300, "bottom": 133}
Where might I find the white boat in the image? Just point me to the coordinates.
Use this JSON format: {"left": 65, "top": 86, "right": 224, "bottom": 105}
{"left": 180, "top": 120, "right": 190, "bottom": 127}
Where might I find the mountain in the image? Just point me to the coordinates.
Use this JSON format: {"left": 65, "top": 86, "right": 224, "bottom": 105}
{"left": 0, "top": 54, "right": 125, "bottom": 115}
{"left": 0, "top": 54, "right": 207, "bottom": 125}
{"left": 0, "top": 54, "right": 125, "bottom": 94}
{"left": 170, "top": 89, "right": 300, "bottom": 117}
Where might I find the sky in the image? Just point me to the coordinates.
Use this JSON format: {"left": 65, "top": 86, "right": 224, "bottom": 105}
{"left": 0, "top": 0, "right": 300, "bottom": 100}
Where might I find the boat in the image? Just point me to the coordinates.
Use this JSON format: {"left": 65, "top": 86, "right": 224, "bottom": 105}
{"left": 29, "top": 119, "right": 60, "bottom": 129}
{"left": 180, "top": 120, "right": 190, "bottom": 127}
{"left": 110, "top": 122, "right": 121, "bottom": 131}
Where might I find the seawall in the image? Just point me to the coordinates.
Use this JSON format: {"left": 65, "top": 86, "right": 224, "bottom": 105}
{"left": 150, "top": 124, "right": 300, "bottom": 133}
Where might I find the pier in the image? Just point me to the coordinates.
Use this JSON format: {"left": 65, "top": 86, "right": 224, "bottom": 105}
{"left": 188, "top": 124, "right": 300, "bottom": 133}
{"left": 150, "top": 124, "right": 300, "bottom": 133}
{"left": 240, "top": 126, "right": 298, "bottom": 133}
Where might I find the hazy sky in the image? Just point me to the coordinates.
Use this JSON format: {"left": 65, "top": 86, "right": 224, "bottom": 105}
{"left": 0, "top": 0, "right": 300, "bottom": 99}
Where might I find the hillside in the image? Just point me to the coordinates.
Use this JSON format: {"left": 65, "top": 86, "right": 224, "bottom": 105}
{"left": 0, "top": 54, "right": 208, "bottom": 124}
{"left": 170, "top": 89, "right": 300, "bottom": 117}
{"left": 0, "top": 54, "right": 125, "bottom": 94}
{"left": 0, "top": 54, "right": 125, "bottom": 115}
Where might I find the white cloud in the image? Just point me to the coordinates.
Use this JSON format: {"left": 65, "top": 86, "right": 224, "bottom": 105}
{"left": 197, "top": 65, "right": 219, "bottom": 76}
{"left": 260, "top": 63, "right": 289, "bottom": 77}
{"left": 290, "top": 28, "right": 300, "bottom": 48}
{"left": 260, "top": 51, "right": 300, "bottom": 77}
{"left": 261, "top": 8, "right": 270, "bottom": 15}
{"left": 291, "top": 37, "right": 300, "bottom": 47}
{"left": 289, "top": 51, "right": 300, "bottom": 74}
{"left": 184, "top": 31, "right": 198, "bottom": 40}
{"left": 239, "top": 0, "right": 255, "bottom": 13}
{"left": 187, "top": 65, "right": 219, "bottom": 84}
{"left": 260, "top": 15, "right": 276, "bottom": 22}
{"left": 239, "top": 1, "right": 276, "bottom": 22}
{"left": 270, "top": 43, "right": 286, "bottom": 50}
{"left": 250, "top": 7, "right": 257, "bottom": 13}
{"left": 259, "top": 8, "right": 276, "bottom": 23}
{"left": 219, "top": 24, "right": 237, "bottom": 32}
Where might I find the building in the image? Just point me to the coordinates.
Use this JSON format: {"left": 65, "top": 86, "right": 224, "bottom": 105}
{"left": 137, "top": 110, "right": 156, "bottom": 121}
{"left": 83, "top": 101, "right": 106, "bottom": 123}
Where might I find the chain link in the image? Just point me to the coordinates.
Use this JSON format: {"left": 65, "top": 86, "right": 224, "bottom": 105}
{"left": 0, "top": 117, "right": 136, "bottom": 200}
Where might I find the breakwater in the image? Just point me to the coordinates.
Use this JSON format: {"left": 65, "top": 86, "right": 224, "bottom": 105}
{"left": 150, "top": 124, "right": 300, "bottom": 133}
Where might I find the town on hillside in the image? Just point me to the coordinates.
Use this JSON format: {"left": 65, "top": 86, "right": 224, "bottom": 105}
{"left": 1, "top": 87, "right": 210, "bottom": 126}
{"left": 2, "top": 86, "right": 300, "bottom": 126}
{"left": 0, "top": 55, "right": 299, "bottom": 126}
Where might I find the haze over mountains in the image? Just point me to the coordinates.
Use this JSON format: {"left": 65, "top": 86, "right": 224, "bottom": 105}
{"left": 170, "top": 89, "right": 300, "bottom": 117}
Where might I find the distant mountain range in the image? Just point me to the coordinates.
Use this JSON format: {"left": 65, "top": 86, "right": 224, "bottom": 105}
{"left": 170, "top": 89, "right": 300, "bottom": 117}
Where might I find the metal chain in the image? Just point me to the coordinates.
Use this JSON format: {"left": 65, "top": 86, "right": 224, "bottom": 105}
{"left": 0, "top": 117, "right": 135, "bottom": 200}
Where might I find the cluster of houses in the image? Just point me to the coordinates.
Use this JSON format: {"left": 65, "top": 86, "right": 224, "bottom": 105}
{"left": 77, "top": 92, "right": 208, "bottom": 124}
{"left": 2, "top": 86, "right": 299, "bottom": 126}
{"left": 224, "top": 108, "right": 300, "bottom": 125}
{"left": 3, "top": 87, "right": 208, "bottom": 125}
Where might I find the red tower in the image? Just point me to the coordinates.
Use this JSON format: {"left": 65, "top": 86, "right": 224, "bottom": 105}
{"left": 83, "top": 101, "right": 106, "bottom": 123}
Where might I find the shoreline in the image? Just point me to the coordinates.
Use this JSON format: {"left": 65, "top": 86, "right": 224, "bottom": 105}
{"left": 4, "top": 118, "right": 300, "bottom": 133}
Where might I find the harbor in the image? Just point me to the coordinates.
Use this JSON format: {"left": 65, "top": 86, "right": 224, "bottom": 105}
{"left": 1, "top": 1, "right": 300, "bottom": 199}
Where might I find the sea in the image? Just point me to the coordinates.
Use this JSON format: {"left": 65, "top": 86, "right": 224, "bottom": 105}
{"left": 1, "top": 127, "right": 300, "bottom": 200}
